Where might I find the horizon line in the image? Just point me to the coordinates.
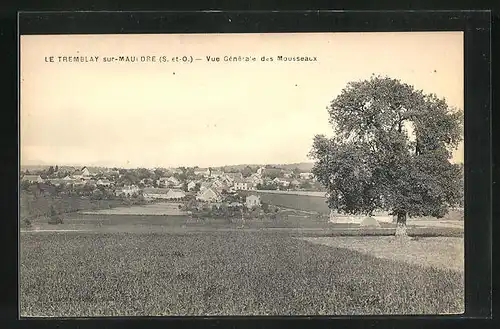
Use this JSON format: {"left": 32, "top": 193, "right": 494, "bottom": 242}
{"left": 20, "top": 161, "right": 316, "bottom": 170}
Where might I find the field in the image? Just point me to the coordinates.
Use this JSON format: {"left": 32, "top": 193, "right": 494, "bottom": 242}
{"left": 251, "top": 191, "right": 331, "bottom": 214}
{"left": 301, "top": 236, "right": 464, "bottom": 272}
{"left": 79, "top": 202, "right": 186, "bottom": 216}
{"left": 20, "top": 193, "right": 133, "bottom": 221}
{"left": 22, "top": 212, "right": 464, "bottom": 237}
{"left": 251, "top": 191, "right": 464, "bottom": 221}
{"left": 20, "top": 231, "right": 464, "bottom": 317}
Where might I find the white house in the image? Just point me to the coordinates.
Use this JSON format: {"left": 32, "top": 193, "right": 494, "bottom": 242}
{"left": 299, "top": 172, "right": 314, "bottom": 180}
{"left": 196, "top": 188, "right": 222, "bottom": 202}
{"left": 256, "top": 166, "right": 266, "bottom": 176}
{"left": 117, "top": 185, "right": 140, "bottom": 197}
{"left": 246, "top": 195, "right": 261, "bottom": 208}
{"left": 187, "top": 181, "right": 197, "bottom": 191}
{"left": 234, "top": 180, "right": 249, "bottom": 191}
{"left": 96, "top": 179, "right": 112, "bottom": 187}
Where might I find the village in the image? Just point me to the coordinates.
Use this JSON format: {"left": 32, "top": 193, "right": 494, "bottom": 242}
{"left": 20, "top": 164, "right": 320, "bottom": 213}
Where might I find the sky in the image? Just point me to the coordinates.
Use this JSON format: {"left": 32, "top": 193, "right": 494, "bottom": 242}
{"left": 20, "top": 32, "right": 464, "bottom": 169}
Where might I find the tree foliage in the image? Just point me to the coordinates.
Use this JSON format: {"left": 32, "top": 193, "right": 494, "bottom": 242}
{"left": 309, "top": 76, "right": 463, "bottom": 222}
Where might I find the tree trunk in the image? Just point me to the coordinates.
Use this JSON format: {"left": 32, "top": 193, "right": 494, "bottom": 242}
{"left": 395, "top": 211, "right": 408, "bottom": 237}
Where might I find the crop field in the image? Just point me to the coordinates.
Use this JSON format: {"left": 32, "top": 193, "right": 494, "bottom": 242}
{"left": 253, "top": 191, "right": 331, "bottom": 214}
{"left": 20, "top": 231, "right": 464, "bottom": 317}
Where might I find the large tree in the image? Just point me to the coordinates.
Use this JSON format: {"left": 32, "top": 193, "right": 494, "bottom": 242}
{"left": 309, "top": 76, "right": 463, "bottom": 236}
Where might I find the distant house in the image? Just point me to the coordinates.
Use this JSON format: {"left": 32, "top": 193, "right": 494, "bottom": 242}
{"left": 48, "top": 178, "right": 67, "bottom": 186}
{"left": 73, "top": 180, "right": 86, "bottom": 186}
{"left": 81, "top": 167, "right": 91, "bottom": 177}
{"left": 106, "top": 169, "right": 120, "bottom": 176}
{"left": 166, "top": 189, "right": 186, "bottom": 200}
{"left": 299, "top": 172, "right": 314, "bottom": 180}
{"left": 117, "top": 185, "right": 140, "bottom": 197}
{"left": 212, "top": 179, "right": 225, "bottom": 189}
{"left": 246, "top": 174, "right": 263, "bottom": 188}
{"left": 63, "top": 175, "right": 74, "bottom": 181}
{"left": 96, "top": 179, "right": 112, "bottom": 187}
{"left": 71, "top": 171, "right": 84, "bottom": 180}
{"left": 256, "top": 166, "right": 266, "bottom": 176}
{"left": 273, "top": 177, "right": 291, "bottom": 187}
{"left": 169, "top": 168, "right": 183, "bottom": 175}
{"left": 195, "top": 168, "right": 210, "bottom": 177}
{"left": 167, "top": 176, "right": 181, "bottom": 187}
{"left": 224, "top": 172, "right": 244, "bottom": 183}
{"left": 187, "top": 181, "right": 197, "bottom": 191}
{"left": 234, "top": 179, "right": 249, "bottom": 191}
{"left": 71, "top": 166, "right": 94, "bottom": 180}
{"left": 200, "top": 181, "right": 212, "bottom": 191}
{"left": 283, "top": 171, "right": 294, "bottom": 178}
{"left": 247, "top": 174, "right": 264, "bottom": 184}
{"left": 290, "top": 179, "right": 301, "bottom": 187}
{"left": 156, "top": 177, "right": 168, "bottom": 187}
{"left": 196, "top": 188, "right": 222, "bottom": 202}
{"left": 209, "top": 169, "right": 224, "bottom": 178}
{"left": 85, "top": 180, "right": 97, "bottom": 188}
{"left": 139, "top": 178, "right": 154, "bottom": 186}
{"left": 21, "top": 175, "right": 44, "bottom": 184}
{"left": 246, "top": 195, "right": 261, "bottom": 208}
{"left": 143, "top": 187, "right": 170, "bottom": 200}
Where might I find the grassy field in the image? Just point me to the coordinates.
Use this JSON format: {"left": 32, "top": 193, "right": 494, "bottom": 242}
{"left": 301, "top": 237, "right": 464, "bottom": 272}
{"left": 20, "top": 231, "right": 464, "bottom": 317}
{"left": 249, "top": 191, "right": 464, "bottom": 221}
{"left": 23, "top": 213, "right": 464, "bottom": 237}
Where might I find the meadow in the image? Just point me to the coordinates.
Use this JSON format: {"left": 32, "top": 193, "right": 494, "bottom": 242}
{"left": 20, "top": 231, "right": 464, "bottom": 317}
{"left": 24, "top": 213, "right": 464, "bottom": 237}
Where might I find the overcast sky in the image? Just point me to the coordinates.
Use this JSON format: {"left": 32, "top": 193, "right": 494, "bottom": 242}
{"left": 20, "top": 32, "right": 464, "bottom": 168}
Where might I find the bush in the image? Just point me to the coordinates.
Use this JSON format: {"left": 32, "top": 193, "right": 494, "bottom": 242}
{"left": 22, "top": 218, "right": 32, "bottom": 228}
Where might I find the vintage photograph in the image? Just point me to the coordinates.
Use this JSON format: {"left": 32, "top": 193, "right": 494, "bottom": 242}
{"left": 20, "top": 32, "right": 464, "bottom": 316}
